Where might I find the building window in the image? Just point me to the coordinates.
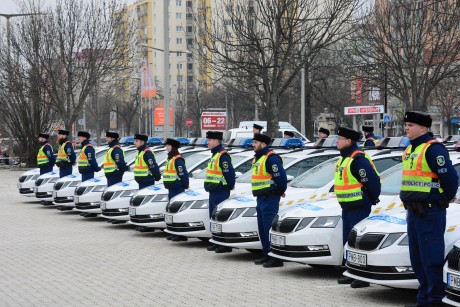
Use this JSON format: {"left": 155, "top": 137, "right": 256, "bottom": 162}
{"left": 186, "top": 38, "right": 193, "bottom": 46}
{"left": 186, "top": 1, "right": 192, "bottom": 8}
{"left": 177, "top": 63, "right": 183, "bottom": 69}
{"left": 176, "top": 26, "right": 183, "bottom": 32}
{"left": 176, "top": 0, "right": 181, "bottom": 6}
{"left": 187, "top": 26, "right": 193, "bottom": 33}
{"left": 177, "top": 75, "right": 183, "bottom": 81}
{"left": 187, "top": 63, "right": 193, "bottom": 70}
{"left": 177, "top": 52, "right": 183, "bottom": 56}
{"left": 176, "top": 13, "right": 182, "bottom": 19}
{"left": 187, "top": 76, "right": 194, "bottom": 82}
{"left": 176, "top": 38, "right": 183, "bottom": 44}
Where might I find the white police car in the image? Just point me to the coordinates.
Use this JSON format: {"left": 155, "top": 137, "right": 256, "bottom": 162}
{"left": 128, "top": 141, "right": 257, "bottom": 231}
{"left": 164, "top": 140, "right": 339, "bottom": 240}
{"left": 341, "top": 155, "right": 460, "bottom": 289}
{"left": 444, "top": 239, "right": 460, "bottom": 306}
{"left": 100, "top": 147, "right": 231, "bottom": 224}
{"left": 210, "top": 146, "right": 404, "bottom": 251}
{"left": 17, "top": 166, "right": 58, "bottom": 197}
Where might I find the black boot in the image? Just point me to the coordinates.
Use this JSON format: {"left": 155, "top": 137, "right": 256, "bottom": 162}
{"left": 263, "top": 256, "right": 284, "bottom": 268}
{"left": 350, "top": 280, "right": 370, "bottom": 288}
{"left": 254, "top": 255, "right": 270, "bottom": 265}
{"left": 337, "top": 276, "right": 354, "bottom": 284}
{"left": 215, "top": 245, "right": 232, "bottom": 253}
{"left": 171, "top": 235, "right": 188, "bottom": 242}
{"left": 207, "top": 244, "right": 217, "bottom": 251}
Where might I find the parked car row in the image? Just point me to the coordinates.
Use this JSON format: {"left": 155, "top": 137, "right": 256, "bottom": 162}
{"left": 16, "top": 135, "right": 460, "bottom": 306}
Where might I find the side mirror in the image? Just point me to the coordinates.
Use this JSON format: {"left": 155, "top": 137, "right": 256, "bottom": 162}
{"left": 286, "top": 175, "right": 294, "bottom": 182}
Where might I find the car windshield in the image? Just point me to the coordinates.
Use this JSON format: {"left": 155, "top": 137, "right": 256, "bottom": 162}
{"left": 95, "top": 148, "right": 108, "bottom": 164}
{"left": 155, "top": 151, "right": 168, "bottom": 166}
{"left": 182, "top": 152, "right": 209, "bottom": 168}
{"left": 193, "top": 154, "right": 251, "bottom": 179}
{"left": 289, "top": 157, "right": 339, "bottom": 188}
{"left": 380, "top": 164, "right": 403, "bottom": 195}
{"left": 235, "top": 156, "right": 298, "bottom": 183}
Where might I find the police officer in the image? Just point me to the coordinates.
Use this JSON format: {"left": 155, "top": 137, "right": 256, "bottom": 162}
{"left": 401, "top": 111, "right": 458, "bottom": 307}
{"left": 133, "top": 134, "right": 161, "bottom": 190}
{"left": 283, "top": 131, "right": 294, "bottom": 138}
{"left": 77, "top": 131, "right": 100, "bottom": 182}
{"left": 104, "top": 131, "right": 127, "bottom": 187}
{"left": 37, "top": 133, "right": 55, "bottom": 175}
{"left": 318, "top": 127, "right": 330, "bottom": 139}
{"left": 335, "top": 127, "right": 381, "bottom": 288}
{"left": 253, "top": 124, "right": 263, "bottom": 135}
{"left": 252, "top": 133, "right": 287, "bottom": 268}
{"left": 163, "top": 138, "right": 189, "bottom": 242}
{"left": 204, "top": 131, "right": 235, "bottom": 252}
{"left": 55, "top": 129, "right": 76, "bottom": 178}
{"left": 362, "top": 125, "right": 378, "bottom": 147}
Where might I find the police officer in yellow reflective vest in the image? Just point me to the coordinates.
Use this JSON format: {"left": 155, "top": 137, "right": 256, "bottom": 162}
{"left": 204, "top": 131, "right": 235, "bottom": 252}
{"left": 335, "top": 127, "right": 381, "bottom": 288}
{"left": 133, "top": 134, "right": 161, "bottom": 190}
{"left": 55, "top": 129, "right": 76, "bottom": 178}
{"left": 164, "top": 138, "right": 189, "bottom": 242}
{"left": 401, "top": 111, "right": 458, "bottom": 307}
{"left": 252, "top": 133, "right": 287, "bottom": 268}
{"left": 37, "top": 133, "right": 55, "bottom": 175}
{"left": 362, "top": 125, "right": 379, "bottom": 147}
{"left": 104, "top": 131, "right": 127, "bottom": 187}
{"left": 77, "top": 131, "right": 100, "bottom": 182}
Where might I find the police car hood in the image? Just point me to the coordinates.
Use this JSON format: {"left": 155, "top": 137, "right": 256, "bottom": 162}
{"left": 172, "top": 188, "right": 210, "bottom": 201}
{"left": 283, "top": 186, "right": 334, "bottom": 203}
{"left": 279, "top": 194, "right": 403, "bottom": 219}
{"left": 58, "top": 173, "right": 82, "bottom": 182}
{"left": 79, "top": 176, "right": 107, "bottom": 187}
{"left": 216, "top": 194, "right": 257, "bottom": 210}
{"left": 22, "top": 167, "right": 59, "bottom": 177}
{"left": 105, "top": 178, "right": 137, "bottom": 192}
{"left": 37, "top": 170, "right": 60, "bottom": 179}
{"left": 135, "top": 179, "right": 203, "bottom": 197}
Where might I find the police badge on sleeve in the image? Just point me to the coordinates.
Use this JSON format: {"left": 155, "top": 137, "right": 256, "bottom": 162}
{"left": 436, "top": 156, "right": 445, "bottom": 166}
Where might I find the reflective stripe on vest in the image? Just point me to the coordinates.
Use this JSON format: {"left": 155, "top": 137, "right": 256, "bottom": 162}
{"left": 251, "top": 151, "right": 277, "bottom": 195}
{"left": 400, "top": 140, "right": 443, "bottom": 201}
{"left": 104, "top": 145, "right": 122, "bottom": 173}
{"left": 56, "top": 141, "right": 71, "bottom": 163}
{"left": 163, "top": 155, "right": 181, "bottom": 183}
{"left": 134, "top": 148, "right": 155, "bottom": 177}
{"left": 204, "top": 150, "right": 228, "bottom": 186}
{"left": 78, "top": 144, "right": 93, "bottom": 168}
{"left": 37, "top": 144, "right": 50, "bottom": 165}
{"left": 334, "top": 150, "right": 379, "bottom": 206}
{"left": 367, "top": 137, "right": 378, "bottom": 145}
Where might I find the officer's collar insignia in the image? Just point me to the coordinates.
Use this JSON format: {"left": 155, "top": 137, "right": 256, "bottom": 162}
{"left": 436, "top": 156, "right": 445, "bottom": 166}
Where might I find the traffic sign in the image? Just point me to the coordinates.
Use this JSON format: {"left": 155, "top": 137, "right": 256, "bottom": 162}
{"left": 383, "top": 114, "right": 391, "bottom": 123}
{"left": 186, "top": 118, "right": 193, "bottom": 127}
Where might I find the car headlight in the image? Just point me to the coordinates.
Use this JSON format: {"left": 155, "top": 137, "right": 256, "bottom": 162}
{"left": 93, "top": 185, "right": 105, "bottom": 192}
{"left": 69, "top": 181, "right": 80, "bottom": 187}
{"left": 380, "top": 233, "right": 404, "bottom": 249}
{"left": 310, "top": 216, "right": 340, "bottom": 228}
{"left": 295, "top": 217, "right": 315, "bottom": 232}
{"left": 191, "top": 200, "right": 209, "bottom": 209}
{"left": 243, "top": 207, "right": 257, "bottom": 217}
{"left": 398, "top": 234, "right": 409, "bottom": 246}
{"left": 120, "top": 190, "right": 137, "bottom": 198}
{"left": 179, "top": 201, "right": 194, "bottom": 212}
{"left": 229, "top": 208, "right": 246, "bottom": 220}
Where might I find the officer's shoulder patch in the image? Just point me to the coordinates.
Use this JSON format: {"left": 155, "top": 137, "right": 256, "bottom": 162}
{"left": 148, "top": 159, "right": 153, "bottom": 165}
{"left": 67, "top": 148, "right": 71, "bottom": 154}
{"left": 115, "top": 154, "right": 120, "bottom": 160}
{"left": 436, "top": 156, "right": 445, "bottom": 166}
{"left": 359, "top": 169, "right": 366, "bottom": 177}
{"left": 272, "top": 164, "right": 278, "bottom": 173}
{"left": 222, "top": 161, "right": 229, "bottom": 169}
{"left": 178, "top": 166, "right": 183, "bottom": 172}
{"left": 88, "top": 153, "right": 91, "bottom": 158}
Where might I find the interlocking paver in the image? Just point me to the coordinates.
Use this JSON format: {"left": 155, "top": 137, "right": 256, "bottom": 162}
{"left": 0, "top": 169, "right": 416, "bottom": 306}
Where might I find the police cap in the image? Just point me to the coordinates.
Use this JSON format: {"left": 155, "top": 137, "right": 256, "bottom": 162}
{"left": 253, "top": 124, "right": 263, "bottom": 131}
{"left": 164, "top": 138, "right": 181, "bottom": 148}
{"left": 404, "top": 111, "right": 432, "bottom": 128}
{"left": 39, "top": 133, "right": 49, "bottom": 139}
{"left": 134, "top": 134, "right": 148, "bottom": 142}
{"left": 253, "top": 133, "right": 272, "bottom": 145}
{"left": 284, "top": 131, "right": 294, "bottom": 137}
{"left": 337, "top": 126, "right": 361, "bottom": 142}
{"left": 77, "top": 131, "right": 90, "bottom": 139}
{"left": 318, "top": 127, "right": 330, "bottom": 136}
{"left": 362, "top": 125, "right": 374, "bottom": 133}
{"left": 106, "top": 131, "right": 119, "bottom": 139}
{"left": 206, "top": 131, "right": 223, "bottom": 140}
{"left": 58, "top": 129, "right": 69, "bottom": 136}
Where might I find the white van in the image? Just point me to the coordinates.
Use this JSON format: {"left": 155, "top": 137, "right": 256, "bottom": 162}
{"left": 224, "top": 121, "right": 309, "bottom": 143}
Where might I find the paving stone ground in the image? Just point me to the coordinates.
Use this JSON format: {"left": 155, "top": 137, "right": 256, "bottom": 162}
{"left": 0, "top": 169, "right": 417, "bottom": 306}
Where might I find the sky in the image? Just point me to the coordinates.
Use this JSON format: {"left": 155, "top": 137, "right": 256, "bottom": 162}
{"left": 1, "top": 0, "right": 138, "bottom": 14}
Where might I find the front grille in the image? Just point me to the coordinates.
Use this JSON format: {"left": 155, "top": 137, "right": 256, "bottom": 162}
{"left": 166, "top": 223, "right": 205, "bottom": 232}
{"left": 54, "top": 182, "right": 64, "bottom": 190}
{"left": 446, "top": 289, "right": 460, "bottom": 303}
{"left": 35, "top": 192, "right": 51, "bottom": 198}
{"left": 102, "top": 209, "right": 127, "bottom": 216}
{"left": 271, "top": 245, "right": 331, "bottom": 258}
{"left": 35, "top": 179, "right": 44, "bottom": 186}
{"left": 345, "top": 266, "right": 416, "bottom": 281}
{"left": 167, "top": 201, "right": 184, "bottom": 213}
{"left": 131, "top": 196, "right": 144, "bottom": 207}
{"left": 54, "top": 197, "right": 73, "bottom": 203}
{"left": 130, "top": 215, "right": 163, "bottom": 223}
{"left": 76, "top": 203, "right": 100, "bottom": 210}
{"left": 215, "top": 209, "right": 234, "bottom": 222}
{"left": 19, "top": 175, "right": 28, "bottom": 183}
{"left": 212, "top": 233, "right": 258, "bottom": 243}
{"left": 102, "top": 191, "right": 115, "bottom": 201}
{"left": 75, "top": 187, "right": 87, "bottom": 195}
{"left": 348, "top": 230, "right": 385, "bottom": 251}
{"left": 19, "top": 188, "right": 34, "bottom": 194}
{"left": 448, "top": 246, "right": 460, "bottom": 271}
{"left": 272, "top": 218, "right": 301, "bottom": 233}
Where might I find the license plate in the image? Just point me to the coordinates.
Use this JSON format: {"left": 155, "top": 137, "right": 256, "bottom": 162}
{"left": 271, "top": 234, "right": 285, "bottom": 247}
{"left": 129, "top": 207, "right": 136, "bottom": 216}
{"left": 165, "top": 214, "right": 173, "bottom": 224}
{"left": 100, "top": 202, "right": 106, "bottom": 210}
{"left": 52, "top": 191, "right": 57, "bottom": 198}
{"left": 347, "top": 251, "right": 367, "bottom": 266}
{"left": 448, "top": 273, "right": 460, "bottom": 290}
{"left": 74, "top": 196, "right": 79, "bottom": 204}
{"left": 211, "top": 222, "right": 222, "bottom": 234}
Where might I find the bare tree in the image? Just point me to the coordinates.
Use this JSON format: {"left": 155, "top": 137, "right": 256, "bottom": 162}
{"left": 346, "top": 0, "right": 460, "bottom": 112}
{"left": 431, "top": 77, "right": 460, "bottom": 135}
{"left": 195, "top": 0, "right": 359, "bottom": 135}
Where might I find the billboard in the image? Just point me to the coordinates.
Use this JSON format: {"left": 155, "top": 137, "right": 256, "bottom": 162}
{"left": 201, "top": 111, "right": 227, "bottom": 130}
